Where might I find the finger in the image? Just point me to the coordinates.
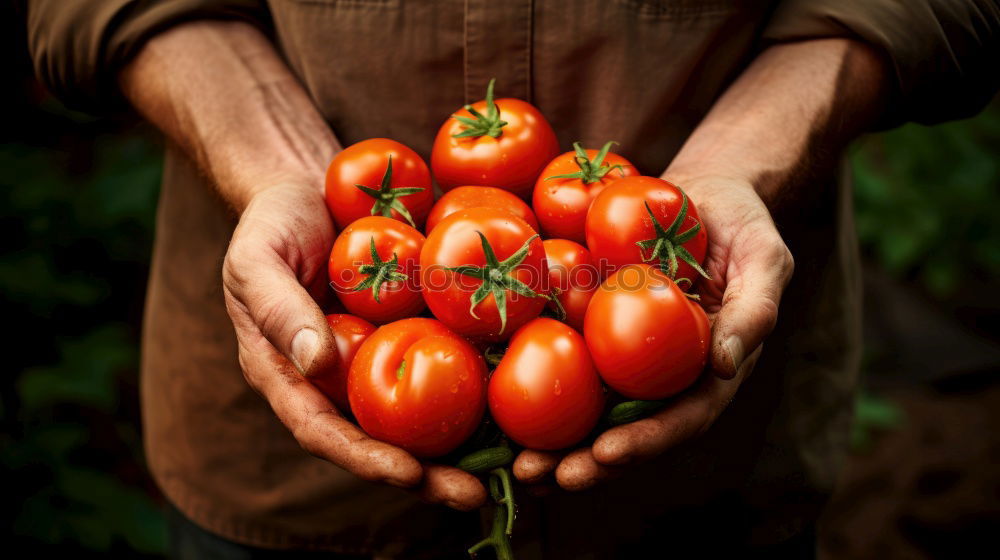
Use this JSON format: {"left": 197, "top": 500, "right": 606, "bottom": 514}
{"left": 513, "top": 449, "right": 563, "bottom": 484}
{"left": 232, "top": 307, "right": 423, "bottom": 488}
{"left": 416, "top": 464, "right": 488, "bottom": 511}
{"left": 223, "top": 215, "right": 337, "bottom": 380}
{"left": 711, "top": 224, "right": 793, "bottom": 379}
{"left": 592, "top": 346, "right": 762, "bottom": 466}
{"left": 554, "top": 448, "right": 621, "bottom": 492}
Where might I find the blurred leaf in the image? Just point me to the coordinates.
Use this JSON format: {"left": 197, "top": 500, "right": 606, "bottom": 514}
{"left": 850, "top": 393, "right": 905, "bottom": 452}
{"left": 851, "top": 102, "right": 1000, "bottom": 297}
{"left": 18, "top": 325, "right": 135, "bottom": 412}
{"left": 15, "top": 469, "right": 167, "bottom": 553}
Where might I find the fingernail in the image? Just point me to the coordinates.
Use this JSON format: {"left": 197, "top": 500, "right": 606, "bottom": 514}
{"left": 724, "top": 335, "right": 744, "bottom": 376}
{"left": 290, "top": 328, "right": 319, "bottom": 374}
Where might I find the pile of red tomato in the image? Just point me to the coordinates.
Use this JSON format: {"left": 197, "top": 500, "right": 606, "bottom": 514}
{"left": 315, "top": 79, "right": 711, "bottom": 491}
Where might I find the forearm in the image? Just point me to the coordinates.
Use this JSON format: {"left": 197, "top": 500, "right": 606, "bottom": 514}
{"left": 666, "top": 38, "right": 888, "bottom": 205}
{"left": 119, "top": 20, "right": 338, "bottom": 212}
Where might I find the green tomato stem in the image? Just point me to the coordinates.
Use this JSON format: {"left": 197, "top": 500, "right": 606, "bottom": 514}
{"left": 467, "top": 467, "right": 516, "bottom": 560}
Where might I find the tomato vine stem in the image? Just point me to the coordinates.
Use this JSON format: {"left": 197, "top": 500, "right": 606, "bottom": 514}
{"left": 467, "top": 467, "right": 516, "bottom": 560}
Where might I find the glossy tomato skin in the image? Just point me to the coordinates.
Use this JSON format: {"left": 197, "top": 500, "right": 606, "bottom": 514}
{"left": 348, "top": 318, "right": 488, "bottom": 458}
{"left": 584, "top": 264, "right": 710, "bottom": 400}
{"left": 489, "top": 318, "right": 605, "bottom": 450}
{"left": 585, "top": 176, "right": 708, "bottom": 286}
{"left": 325, "top": 138, "right": 434, "bottom": 230}
{"left": 420, "top": 208, "right": 548, "bottom": 342}
{"left": 542, "top": 239, "right": 600, "bottom": 332}
{"left": 311, "top": 314, "right": 376, "bottom": 413}
{"left": 425, "top": 186, "right": 540, "bottom": 234}
{"left": 328, "top": 216, "right": 425, "bottom": 324}
{"left": 533, "top": 149, "right": 638, "bottom": 243}
{"left": 431, "top": 99, "right": 559, "bottom": 199}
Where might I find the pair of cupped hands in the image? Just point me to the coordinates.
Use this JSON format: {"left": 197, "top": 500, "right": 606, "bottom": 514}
{"left": 223, "top": 170, "right": 793, "bottom": 511}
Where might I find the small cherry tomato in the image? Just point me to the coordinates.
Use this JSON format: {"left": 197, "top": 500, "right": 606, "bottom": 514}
{"left": 489, "top": 318, "right": 605, "bottom": 450}
{"left": 541, "top": 239, "right": 599, "bottom": 332}
{"left": 586, "top": 176, "right": 709, "bottom": 289}
{"left": 533, "top": 141, "right": 638, "bottom": 243}
{"left": 325, "top": 138, "right": 434, "bottom": 230}
{"left": 348, "top": 318, "right": 488, "bottom": 458}
{"left": 431, "top": 79, "right": 559, "bottom": 199}
{"left": 421, "top": 207, "right": 548, "bottom": 341}
{"left": 328, "top": 216, "right": 425, "bottom": 324}
{"left": 310, "top": 314, "right": 376, "bottom": 413}
{"left": 584, "top": 264, "right": 710, "bottom": 400}
{"left": 425, "top": 185, "right": 540, "bottom": 234}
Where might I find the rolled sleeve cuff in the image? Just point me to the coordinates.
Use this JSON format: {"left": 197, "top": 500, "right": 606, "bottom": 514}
{"left": 763, "top": 0, "right": 1000, "bottom": 126}
{"left": 28, "top": 0, "right": 269, "bottom": 113}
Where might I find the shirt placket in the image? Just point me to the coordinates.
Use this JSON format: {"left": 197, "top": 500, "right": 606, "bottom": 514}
{"left": 463, "top": 0, "right": 534, "bottom": 103}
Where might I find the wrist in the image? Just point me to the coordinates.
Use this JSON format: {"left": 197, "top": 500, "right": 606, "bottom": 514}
{"left": 665, "top": 39, "right": 888, "bottom": 208}
{"left": 120, "top": 20, "right": 338, "bottom": 215}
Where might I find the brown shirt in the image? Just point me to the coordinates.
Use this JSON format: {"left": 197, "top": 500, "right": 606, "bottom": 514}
{"left": 26, "top": 0, "right": 1000, "bottom": 557}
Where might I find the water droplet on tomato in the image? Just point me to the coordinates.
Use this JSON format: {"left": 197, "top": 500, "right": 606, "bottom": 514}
{"left": 450, "top": 383, "right": 459, "bottom": 393}
{"left": 553, "top": 379, "right": 562, "bottom": 396}
{"left": 645, "top": 335, "right": 656, "bottom": 344}
{"left": 440, "top": 421, "right": 450, "bottom": 433}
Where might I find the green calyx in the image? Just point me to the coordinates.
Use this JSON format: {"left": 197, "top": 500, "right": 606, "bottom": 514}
{"left": 447, "top": 232, "right": 544, "bottom": 335}
{"left": 546, "top": 141, "right": 627, "bottom": 184}
{"left": 635, "top": 192, "right": 711, "bottom": 283}
{"left": 352, "top": 237, "right": 408, "bottom": 303}
{"left": 452, "top": 78, "right": 508, "bottom": 139}
{"left": 354, "top": 155, "right": 425, "bottom": 227}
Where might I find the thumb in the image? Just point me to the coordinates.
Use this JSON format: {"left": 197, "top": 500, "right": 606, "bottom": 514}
{"left": 223, "top": 225, "right": 338, "bottom": 380}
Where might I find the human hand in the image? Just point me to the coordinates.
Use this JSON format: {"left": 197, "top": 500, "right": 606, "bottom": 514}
{"left": 222, "top": 183, "right": 488, "bottom": 510}
{"left": 513, "top": 174, "right": 793, "bottom": 491}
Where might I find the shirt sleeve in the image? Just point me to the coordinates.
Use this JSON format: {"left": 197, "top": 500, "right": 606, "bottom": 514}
{"left": 763, "top": 0, "right": 1000, "bottom": 125}
{"left": 27, "top": 0, "right": 269, "bottom": 112}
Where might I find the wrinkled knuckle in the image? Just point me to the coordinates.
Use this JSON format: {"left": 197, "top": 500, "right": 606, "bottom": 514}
{"left": 223, "top": 241, "right": 252, "bottom": 287}
{"left": 757, "top": 295, "right": 781, "bottom": 334}
{"left": 253, "top": 293, "right": 292, "bottom": 338}
{"left": 778, "top": 244, "right": 795, "bottom": 281}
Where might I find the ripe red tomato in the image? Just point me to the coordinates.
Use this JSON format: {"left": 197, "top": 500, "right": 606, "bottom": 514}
{"left": 585, "top": 176, "right": 709, "bottom": 289}
{"left": 420, "top": 207, "right": 548, "bottom": 341}
{"left": 431, "top": 80, "right": 559, "bottom": 199}
{"left": 541, "top": 239, "right": 599, "bottom": 332}
{"left": 310, "top": 314, "right": 376, "bottom": 413}
{"left": 584, "top": 264, "right": 710, "bottom": 400}
{"left": 425, "top": 185, "right": 540, "bottom": 234}
{"left": 533, "top": 142, "right": 638, "bottom": 243}
{"left": 489, "top": 318, "right": 605, "bottom": 450}
{"left": 348, "top": 318, "right": 488, "bottom": 458}
{"left": 328, "top": 216, "right": 425, "bottom": 324}
{"left": 325, "top": 138, "right": 434, "bottom": 230}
